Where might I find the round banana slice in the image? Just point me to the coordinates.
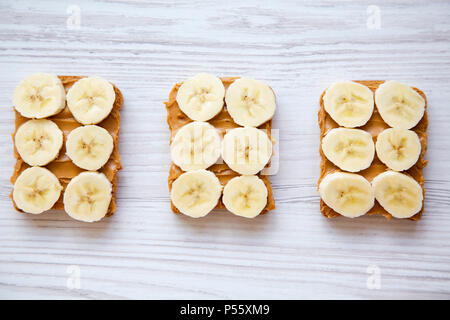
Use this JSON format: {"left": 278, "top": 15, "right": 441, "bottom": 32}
{"left": 375, "top": 128, "right": 421, "bottom": 171}
{"left": 13, "top": 167, "right": 62, "bottom": 214}
{"left": 323, "top": 81, "right": 374, "bottom": 128}
{"left": 171, "top": 169, "right": 222, "bottom": 218}
{"left": 372, "top": 171, "right": 423, "bottom": 218}
{"left": 375, "top": 81, "right": 425, "bottom": 129}
{"left": 63, "top": 171, "right": 112, "bottom": 222}
{"left": 319, "top": 172, "right": 374, "bottom": 218}
{"left": 225, "top": 77, "right": 276, "bottom": 127}
{"left": 222, "top": 127, "right": 272, "bottom": 175}
{"left": 176, "top": 73, "right": 225, "bottom": 121}
{"left": 66, "top": 76, "right": 115, "bottom": 125}
{"left": 13, "top": 73, "right": 66, "bottom": 119}
{"left": 322, "top": 128, "right": 375, "bottom": 172}
{"left": 170, "top": 121, "right": 221, "bottom": 171}
{"left": 223, "top": 175, "right": 268, "bottom": 218}
{"left": 15, "top": 119, "right": 63, "bottom": 166}
{"left": 66, "top": 125, "right": 114, "bottom": 171}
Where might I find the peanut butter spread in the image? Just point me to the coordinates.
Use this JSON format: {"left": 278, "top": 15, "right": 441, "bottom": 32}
{"left": 10, "top": 76, "right": 123, "bottom": 216}
{"left": 318, "top": 80, "right": 428, "bottom": 220}
{"left": 165, "top": 77, "right": 275, "bottom": 214}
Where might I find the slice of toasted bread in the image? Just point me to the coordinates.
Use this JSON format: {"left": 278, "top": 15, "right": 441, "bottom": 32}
{"left": 165, "top": 77, "right": 276, "bottom": 214}
{"left": 10, "top": 75, "right": 123, "bottom": 216}
{"left": 318, "top": 80, "right": 428, "bottom": 220}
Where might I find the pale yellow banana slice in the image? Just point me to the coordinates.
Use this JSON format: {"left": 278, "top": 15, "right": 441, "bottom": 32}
{"left": 66, "top": 125, "right": 114, "bottom": 171}
{"left": 66, "top": 76, "right": 115, "bottom": 125}
{"left": 176, "top": 73, "right": 225, "bottom": 121}
{"left": 222, "top": 175, "right": 268, "bottom": 218}
{"left": 372, "top": 171, "right": 423, "bottom": 218}
{"left": 375, "top": 81, "right": 425, "bottom": 129}
{"left": 15, "top": 119, "right": 63, "bottom": 166}
{"left": 63, "top": 171, "right": 112, "bottom": 222}
{"left": 322, "top": 128, "right": 375, "bottom": 172}
{"left": 13, "top": 73, "right": 66, "bottom": 118}
{"left": 13, "top": 167, "right": 62, "bottom": 214}
{"left": 225, "top": 77, "right": 276, "bottom": 127}
{"left": 222, "top": 127, "right": 272, "bottom": 175}
{"left": 171, "top": 169, "right": 222, "bottom": 218}
{"left": 323, "top": 81, "right": 374, "bottom": 128}
{"left": 375, "top": 128, "right": 421, "bottom": 171}
{"left": 319, "top": 172, "right": 374, "bottom": 218}
{"left": 170, "top": 121, "right": 221, "bottom": 171}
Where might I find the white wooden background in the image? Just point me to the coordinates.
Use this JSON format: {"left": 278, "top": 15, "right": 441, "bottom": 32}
{"left": 0, "top": 0, "right": 449, "bottom": 300}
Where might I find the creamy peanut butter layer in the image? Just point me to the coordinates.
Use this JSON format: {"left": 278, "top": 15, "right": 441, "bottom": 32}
{"left": 318, "top": 80, "right": 428, "bottom": 220}
{"left": 10, "top": 76, "right": 123, "bottom": 216}
{"left": 165, "top": 77, "right": 276, "bottom": 214}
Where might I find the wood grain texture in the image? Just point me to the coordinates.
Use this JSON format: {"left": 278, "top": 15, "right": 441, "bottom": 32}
{"left": 1, "top": 0, "right": 450, "bottom": 299}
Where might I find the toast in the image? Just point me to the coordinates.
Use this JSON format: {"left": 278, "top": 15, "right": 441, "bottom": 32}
{"left": 165, "top": 77, "right": 276, "bottom": 214}
{"left": 318, "top": 80, "right": 428, "bottom": 220}
{"left": 10, "top": 75, "right": 123, "bottom": 216}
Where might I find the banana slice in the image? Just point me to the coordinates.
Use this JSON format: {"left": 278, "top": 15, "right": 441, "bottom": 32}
{"left": 13, "top": 167, "right": 62, "bottom": 214}
{"left": 375, "top": 81, "right": 425, "bottom": 129}
{"left": 319, "top": 172, "right": 374, "bottom": 218}
{"left": 322, "top": 128, "right": 375, "bottom": 172}
{"left": 170, "top": 121, "right": 221, "bottom": 171}
{"left": 222, "top": 127, "right": 272, "bottom": 175}
{"left": 376, "top": 128, "right": 421, "bottom": 171}
{"left": 372, "top": 171, "right": 423, "bottom": 218}
{"left": 15, "top": 119, "right": 63, "bottom": 166}
{"left": 176, "top": 73, "right": 225, "bottom": 121}
{"left": 323, "top": 81, "right": 374, "bottom": 128}
{"left": 66, "top": 125, "right": 114, "bottom": 171}
{"left": 13, "top": 73, "right": 66, "bottom": 118}
{"left": 171, "top": 169, "right": 222, "bottom": 218}
{"left": 222, "top": 175, "right": 268, "bottom": 218}
{"left": 66, "top": 76, "right": 115, "bottom": 125}
{"left": 225, "top": 77, "right": 276, "bottom": 127}
{"left": 63, "top": 171, "right": 112, "bottom": 222}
